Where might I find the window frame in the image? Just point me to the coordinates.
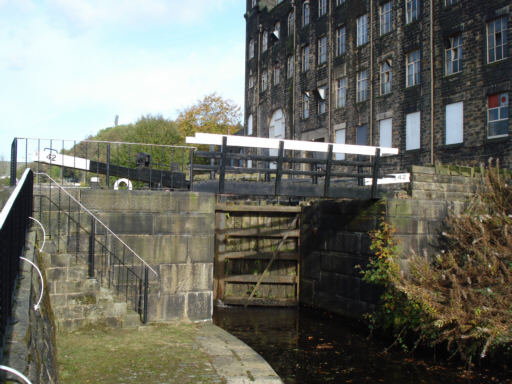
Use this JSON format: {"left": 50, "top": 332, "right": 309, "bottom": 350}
{"left": 274, "top": 62, "right": 280, "bottom": 85}
{"left": 287, "top": 55, "right": 294, "bottom": 79}
{"left": 262, "top": 31, "right": 268, "bottom": 52}
{"left": 288, "top": 11, "right": 294, "bottom": 36}
{"left": 303, "top": 2, "right": 310, "bottom": 27}
{"left": 380, "top": 2, "right": 392, "bottom": 36}
{"left": 302, "top": 45, "right": 310, "bottom": 72}
{"left": 318, "top": 36, "right": 327, "bottom": 65}
{"left": 380, "top": 60, "right": 392, "bottom": 95}
{"left": 336, "top": 77, "right": 347, "bottom": 108}
{"left": 487, "top": 17, "right": 508, "bottom": 64}
{"left": 357, "top": 14, "right": 369, "bottom": 46}
{"left": 406, "top": 49, "right": 421, "bottom": 87}
{"left": 488, "top": 93, "right": 509, "bottom": 138}
{"left": 262, "top": 69, "right": 268, "bottom": 91}
{"left": 302, "top": 93, "right": 310, "bottom": 119}
{"left": 356, "top": 70, "right": 368, "bottom": 102}
{"left": 405, "top": 0, "right": 420, "bottom": 25}
{"left": 335, "top": 26, "right": 346, "bottom": 56}
{"left": 319, "top": 0, "right": 327, "bottom": 17}
{"left": 249, "top": 39, "right": 255, "bottom": 59}
{"left": 445, "top": 34, "right": 462, "bottom": 75}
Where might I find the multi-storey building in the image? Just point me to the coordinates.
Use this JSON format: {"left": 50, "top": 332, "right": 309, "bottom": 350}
{"left": 244, "top": 0, "right": 511, "bottom": 170}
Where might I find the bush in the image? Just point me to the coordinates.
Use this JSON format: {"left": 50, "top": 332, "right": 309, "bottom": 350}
{"left": 363, "top": 162, "right": 512, "bottom": 364}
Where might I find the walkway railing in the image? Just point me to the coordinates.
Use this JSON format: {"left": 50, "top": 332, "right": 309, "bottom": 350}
{"left": 34, "top": 173, "right": 158, "bottom": 324}
{"left": 187, "top": 134, "right": 399, "bottom": 199}
{"left": 11, "top": 137, "right": 194, "bottom": 190}
{"left": 0, "top": 169, "right": 33, "bottom": 362}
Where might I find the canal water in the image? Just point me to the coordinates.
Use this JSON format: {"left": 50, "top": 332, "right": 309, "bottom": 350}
{"left": 213, "top": 306, "right": 512, "bottom": 384}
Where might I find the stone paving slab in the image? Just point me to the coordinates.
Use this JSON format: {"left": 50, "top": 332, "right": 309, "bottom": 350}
{"left": 57, "top": 322, "right": 283, "bottom": 384}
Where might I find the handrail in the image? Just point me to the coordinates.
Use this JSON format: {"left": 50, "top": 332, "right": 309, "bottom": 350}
{"left": 0, "top": 365, "right": 32, "bottom": 384}
{"left": 0, "top": 169, "right": 31, "bottom": 227}
{"left": 16, "top": 136, "right": 196, "bottom": 150}
{"left": 34, "top": 172, "right": 158, "bottom": 278}
{"left": 20, "top": 257, "right": 44, "bottom": 311}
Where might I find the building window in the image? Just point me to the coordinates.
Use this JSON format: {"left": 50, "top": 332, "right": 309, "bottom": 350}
{"left": 262, "top": 31, "right": 268, "bottom": 52}
{"left": 379, "top": 118, "right": 393, "bottom": 148}
{"left": 336, "top": 77, "right": 346, "bottom": 108}
{"left": 319, "top": 0, "right": 327, "bottom": 17}
{"left": 288, "top": 11, "right": 294, "bottom": 35}
{"left": 335, "top": 128, "right": 346, "bottom": 160}
{"left": 317, "top": 87, "right": 327, "bottom": 114}
{"left": 249, "top": 39, "right": 254, "bottom": 59}
{"left": 262, "top": 69, "right": 268, "bottom": 91}
{"left": 357, "top": 14, "right": 368, "bottom": 46}
{"left": 357, "top": 70, "right": 368, "bottom": 102}
{"left": 445, "top": 102, "right": 463, "bottom": 144}
{"left": 406, "top": 111, "right": 421, "bottom": 150}
{"left": 380, "top": 60, "right": 392, "bottom": 95}
{"left": 302, "top": 45, "right": 310, "bottom": 72}
{"left": 249, "top": 71, "right": 254, "bottom": 88}
{"left": 406, "top": 49, "right": 420, "bottom": 87}
{"left": 302, "top": 93, "right": 310, "bottom": 119}
{"left": 247, "top": 114, "right": 253, "bottom": 136}
{"left": 252, "top": 0, "right": 257, "bottom": 8}
{"left": 274, "top": 62, "right": 280, "bottom": 85}
{"left": 287, "top": 55, "right": 294, "bottom": 79}
{"left": 405, "top": 0, "right": 420, "bottom": 24}
{"left": 487, "top": 17, "right": 508, "bottom": 63}
{"left": 356, "top": 125, "right": 368, "bottom": 146}
{"left": 445, "top": 35, "right": 462, "bottom": 75}
{"left": 380, "top": 2, "right": 392, "bottom": 35}
{"left": 488, "top": 93, "right": 509, "bottom": 137}
{"left": 273, "top": 22, "right": 280, "bottom": 40}
{"left": 335, "top": 26, "right": 346, "bottom": 56}
{"left": 318, "top": 36, "right": 327, "bottom": 65}
{"left": 336, "top": 0, "right": 345, "bottom": 5}
{"left": 444, "top": 0, "right": 459, "bottom": 5}
{"left": 303, "top": 2, "right": 310, "bottom": 26}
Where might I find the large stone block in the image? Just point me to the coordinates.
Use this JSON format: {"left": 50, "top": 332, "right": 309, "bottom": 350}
{"left": 81, "top": 190, "right": 177, "bottom": 212}
{"left": 120, "top": 234, "right": 188, "bottom": 264}
{"left": 188, "top": 235, "right": 214, "bottom": 263}
{"left": 154, "top": 213, "right": 214, "bottom": 235}
{"left": 162, "top": 293, "right": 186, "bottom": 321}
{"left": 187, "top": 291, "right": 212, "bottom": 321}
{"left": 301, "top": 251, "right": 321, "bottom": 279}
{"left": 175, "top": 192, "right": 215, "bottom": 213}
{"left": 97, "top": 212, "right": 154, "bottom": 234}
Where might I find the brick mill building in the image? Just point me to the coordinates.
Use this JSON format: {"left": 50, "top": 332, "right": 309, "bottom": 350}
{"left": 243, "top": 0, "right": 511, "bottom": 170}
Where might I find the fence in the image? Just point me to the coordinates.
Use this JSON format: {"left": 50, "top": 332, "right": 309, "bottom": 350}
{"left": 0, "top": 169, "right": 33, "bottom": 362}
{"left": 189, "top": 135, "right": 388, "bottom": 199}
{"left": 11, "top": 137, "right": 194, "bottom": 190}
{"left": 34, "top": 173, "right": 158, "bottom": 324}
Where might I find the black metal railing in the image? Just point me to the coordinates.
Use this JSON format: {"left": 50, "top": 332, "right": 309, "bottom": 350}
{"left": 0, "top": 169, "right": 33, "bottom": 362}
{"left": 34, "top": 172, "right": 158, "bottom": 324}
{"left": 11, "top": 137, "right": 194, "bottom": 190}
{"left": 190, "top": 137, "right": 382, "bottom": 198}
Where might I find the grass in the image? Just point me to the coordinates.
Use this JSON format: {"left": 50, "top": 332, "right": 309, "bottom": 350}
{"left": 57, "top": 323, "right": 226, "bottom": 384}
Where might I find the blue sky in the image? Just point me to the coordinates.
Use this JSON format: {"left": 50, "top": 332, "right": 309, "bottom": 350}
{"left": 0, "top": 0, "right": 246, "bottom": 159}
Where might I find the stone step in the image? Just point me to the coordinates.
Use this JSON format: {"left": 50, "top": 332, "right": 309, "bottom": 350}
{"left": 411, "top": 172, "right": 482, "bottom": 185}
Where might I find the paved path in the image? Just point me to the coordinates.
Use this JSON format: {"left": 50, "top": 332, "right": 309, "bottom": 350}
{"left": 57, "top": 322, "right": 283, "bottom": 384}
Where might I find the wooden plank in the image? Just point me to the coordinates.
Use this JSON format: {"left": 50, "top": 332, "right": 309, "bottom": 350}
{"left": 224, "top": 274, "right": 297, "bottom": 284}
{"left": 220, "top": 228, "right": 300, "bottom": 238}
{"left": 221, "top": 250, "right": 299, "bottom": 261}
{"left": 215, "top": 203, "right": 301, "bottom": 213}
{"left": 222, "top": 297, "right": 297, "bottom": 307}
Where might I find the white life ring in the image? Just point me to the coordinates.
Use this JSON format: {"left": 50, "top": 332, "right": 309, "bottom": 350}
{"left": 113, "top": 178, "right": 133, "bottom": 190}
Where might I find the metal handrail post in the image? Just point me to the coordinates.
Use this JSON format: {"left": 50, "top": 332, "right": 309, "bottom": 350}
{"left": 143, "top": 266, "right": 149, "bottom": 324}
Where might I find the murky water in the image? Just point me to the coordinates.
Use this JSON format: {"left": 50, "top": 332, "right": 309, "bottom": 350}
{"left": 213, "top": 306, "right": 512, "bottom": 384}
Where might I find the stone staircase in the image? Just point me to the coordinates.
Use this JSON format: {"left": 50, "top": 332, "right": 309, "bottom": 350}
{"left": 41, "top": 237, "right": 142, "bottom": 332}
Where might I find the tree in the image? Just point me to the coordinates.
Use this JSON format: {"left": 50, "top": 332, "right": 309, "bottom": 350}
{"left": 176, "top": 93, "right": 241, "bottom": 139}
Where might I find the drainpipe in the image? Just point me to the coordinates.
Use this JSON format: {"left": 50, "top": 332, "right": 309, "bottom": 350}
{"left": 430, "top": 0, "right": 435, "bottom": 164}
{"left": 255, "top": 23, "right": 263, "bottom": 138}
{"left": 369, "top": 0, "right": 374, "bottom": 146}
{"left": 327, "top": 0, "right": 333, "bottom": 142}
{"left": 292, "top": 0, "right": 297, "bottom": 141}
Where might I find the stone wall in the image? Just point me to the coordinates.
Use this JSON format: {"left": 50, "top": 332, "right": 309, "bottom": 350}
{"left": 79, "top": 190, "right": 216, "bottom": 322}
{"left": 3, "top": 230, "right": 58, "bottom": 384}
{"left": 300, "top": 164, "right": 480, "bottom": 318}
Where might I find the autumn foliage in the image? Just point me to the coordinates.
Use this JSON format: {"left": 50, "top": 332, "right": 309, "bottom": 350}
{"left": 365, "top": 163, "right": 512, "bottom": 363}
